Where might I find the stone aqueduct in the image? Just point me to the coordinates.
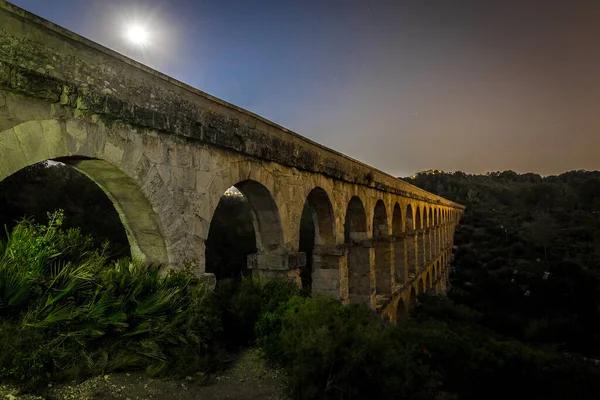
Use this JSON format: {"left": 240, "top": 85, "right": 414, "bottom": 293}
{"left": 0, "top": 2, "right": 463, "bottom": 320}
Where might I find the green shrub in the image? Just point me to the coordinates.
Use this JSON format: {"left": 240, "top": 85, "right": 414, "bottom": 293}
{"left": 402, "top": 296, "right": 600, "bottom": 400}
{"left": 0, "top": 212, "right": 222, "bottom": 387}
{"left": 213, "top": 276, "right": 300, "bottom": 347}
{"left": 256, "top": 296, "right": 432, "bottom": 400}
{"left": 412, "top": 294, "right": 482, "bottom": 324}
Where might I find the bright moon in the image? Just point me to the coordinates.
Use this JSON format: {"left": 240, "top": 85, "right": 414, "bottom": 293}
{"left": 125, "top": 24, "right": 149, "bottom": 46}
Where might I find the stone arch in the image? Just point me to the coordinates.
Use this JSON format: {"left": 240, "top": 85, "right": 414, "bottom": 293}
{"left": 405, "top": 204, "right": 415, "bottom": 231}
{"left": 0, "top": 119, "right": 168, "bottom": 265}
{"left": 409, "top": 286, "right": 417, "bottom": 310}
{"left": 392, "top": 203, "right": 405, "bottom": 285}
{"left": 303, "top": 187, "right": 336, "bottom": 246}
{"left": 415, "top": 205, "right": 425, "bottom": 272}
{"left": 426, "top": 270, "right": 432, "bottom": 292}
{"left": 418, "top": 277, "right": 425, "bottom": 294}
{"left": 436, "top": 208, "right": 441, "bottom": 255}
{"left": 373, "top": 200, "right": 389, "bottom": 236}
{"left": 301, "top": 187, "right": 339, "bottom": 297}
{"left": 405, "top": 204, "right": 417, "bottom": 277}
{"left": 395, "top": 297, "right": 408, "bottom": 321}
{"left": 432, "top": 208, "right": 439, "bottom": 258}
{"left": 373, "top": 200, "right": 391, "bottom": 297}
{"left": 345, "top": 196, "right": 370, "bottom": 305}
{"left": 442, "top": 210, "right": 446, "bottom": 246}
{"left": 234, "top": 180, "right": 284, "bottom": 253}
{"left": 427, "top": 207, "right": 434, "bottom": 263}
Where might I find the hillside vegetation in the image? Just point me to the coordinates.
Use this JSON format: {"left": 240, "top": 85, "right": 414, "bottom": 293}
{"left": 406, "top": 170, "right": 600, "bottom": 356}
{"left": 1, "top": 165, "right": 600, "bottom": 399}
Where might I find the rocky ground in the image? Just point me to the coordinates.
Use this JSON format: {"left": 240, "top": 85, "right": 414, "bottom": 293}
{"left": 0, "top": 349, "right": 289, "bottom": 400}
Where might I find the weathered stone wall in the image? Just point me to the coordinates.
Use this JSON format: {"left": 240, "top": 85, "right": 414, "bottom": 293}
{"left": 0, "top": 1, "right": 464, "bottom": 311}
{"left": 0, "top": 1, "right": 461, "bottom": 207}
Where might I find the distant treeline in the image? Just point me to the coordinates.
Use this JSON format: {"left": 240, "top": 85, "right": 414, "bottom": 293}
{"left": 405, "top": 169, "right": 600, "bottom": 356}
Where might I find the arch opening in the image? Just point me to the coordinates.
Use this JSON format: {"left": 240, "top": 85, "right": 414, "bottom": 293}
{"left": 409, "top": 287, "right": 417, "bottom": 311}
{"left": 206, "top": 180, "right": 284, "bottom": 281}
{"left": 405, "top": 204, "right": 417, "bottom": 277}
{"left": 395, "top": 298, "right": 408, "bottom": 321}
{"left": 299, "top": 187, "right": 336, "bottom": 295}
{"left": 235, "top": 180, "right": 284, "bottom": 253}
{"left": 392, "top": 203, "right": 405, "bottom": 285}
{"left": 0, "top": 120, "right": 168, "bottom": 265}
{"left": 426, "top": 270, "right": 432, "bottom": 292}
{"left": 427, "top": 208, "right": 434, "bottom": 264}
{"left": 205, "top": 187, "right": 257, "bottom": 281}
{"left": 344, "top": 196, "right": 370, "bottom": 305}
{"left": 416, "top": 206, "right": 425, "bottom": 272}
{"left": 373, "top": 200, "right": 391, "bottom": 297}
{"left": 0, "top": 160, "right": 130, "bottom": 259}
{"left": 435, "top": 209, "right": 441, "bottom": 255}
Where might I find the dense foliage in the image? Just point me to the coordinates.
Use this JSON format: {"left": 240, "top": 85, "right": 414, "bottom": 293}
{"left": 0, "top": 211, "right": 222, "bottom": 387}
{"left": 254, "top": 292, "right": 600, "bottom": 400}
{"left": 0, "top": 210, "right": 300, "bottom": 390}
{"left": 405, "top": 170, "right": 600, "bottom": 356}
{"left": 3, "top": 164, "right": 600, "bottom": 399}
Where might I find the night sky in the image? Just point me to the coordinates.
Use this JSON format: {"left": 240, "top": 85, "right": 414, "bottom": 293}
{"left": 9, "top": 0, "right": 600, "bottom": 177}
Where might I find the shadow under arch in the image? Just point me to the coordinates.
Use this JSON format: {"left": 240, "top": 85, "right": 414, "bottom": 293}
{"left": 344, "top": 196, "right": 370, "bottom": 305}
{"left": 0, "top": 120, "right": 168, "bottom": 265}
{"left": 392, "top": 203, "right": 405, "bottom": 285}
{"left": 409, "top": 286, "right": 417, "bottom": 310}
{"left": 415, "top": 205, "right": 425, "bottom": 272}
{"left": 405, "top": 204, "right": 417, "bottom": 277}
{"left": 61, "top": 157, "right": 168, "bottom": 264}
{"left": 373, "top": 200, "right": 391, "bottom": 297}
{"left": 234, "top": 179, "right": 284, "bottom": 253}
{"left": 299, "top": 187, "right": 337, "bottom": 295}
{"left": 418, "top": 277, "right": 425, "bottom": 294}
{"left": 395, "top": 297, "right": 408, "bottom": 321}
{"left": 426, "top": 270, "right": 432, "bottom": 292}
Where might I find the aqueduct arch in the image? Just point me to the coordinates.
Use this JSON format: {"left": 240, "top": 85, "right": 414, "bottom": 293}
{"left": 345, "top": 196, "right": 370, "bottom": 305}
{"left": 373, "top": 200, "right": 392, "bottom": 297}
{"left": 300, "top": 187, "right": 340, "bottom": 297}
{"left": 405, "top": 204, "right": 417, "bottom": 279}
{"left": 0, "top": 119, "right": 169, "bottom": 265}
{"left": 418, "top": 277, "right": 425, "bottom": 294}
{"left": 234, "top": 180, "right": 284, "bottom": 253}
{"left": 426, "top": 270, "right": 432, "bottom": 292}
{"left": 392, "top": 203, "right": 405, "bottom": 286}
{"left": 0, "top": 0, "right": 465, "bottom": 319}
{"left": 409, "top": 287, "right": 417, "bottom": 310}
{"left": 395, "top": 297, "right": 408, "bottom": 321}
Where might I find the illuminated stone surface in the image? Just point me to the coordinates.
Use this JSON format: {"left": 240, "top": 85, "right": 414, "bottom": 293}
{"left": 0, "top": 1, "right": 463, "bottom": 316}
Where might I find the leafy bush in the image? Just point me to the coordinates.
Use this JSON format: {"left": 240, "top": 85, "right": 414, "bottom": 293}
{"left": 0, "top": 212, "right": 222, "bottom": 387}
{"left": 256, "top": 296, "right": 432, "bottom": 400}
{"left": 213, "top": 276, "right": 300, "bottom": 347}
{"left": 412, "top": 293, "right": 482, "bottom": 324}
{"left": 407, "top": 294, "right": 600, "bottom": 400}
